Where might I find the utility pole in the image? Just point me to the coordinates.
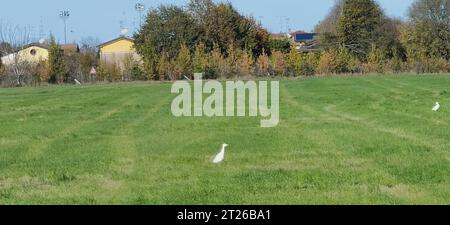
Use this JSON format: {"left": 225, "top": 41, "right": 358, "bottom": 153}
{"left": 59, "top": 10, "right": 70, "bottom": 44}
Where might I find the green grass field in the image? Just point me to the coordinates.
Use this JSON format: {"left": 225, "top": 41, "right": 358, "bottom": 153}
{"left": 0, "top": 75, "right": 449, "bottom": 204}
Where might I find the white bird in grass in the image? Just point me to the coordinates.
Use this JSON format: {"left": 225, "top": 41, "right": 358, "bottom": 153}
{"left": 213, "top": 144, "right": 228, "bottom": 164}
{"left": 432, "top": 102, "right": 440, "bottom": 112}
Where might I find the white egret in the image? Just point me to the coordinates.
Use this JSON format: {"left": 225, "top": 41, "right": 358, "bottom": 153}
{"left": 432, "top": 102, "right": 440, "bottom": 112}
{"left": 212, "top": 144, "right": 228, "bottom": 164}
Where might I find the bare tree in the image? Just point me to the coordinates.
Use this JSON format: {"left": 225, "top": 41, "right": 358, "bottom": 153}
{"left": 80, "top": 36, "right": 101, "bottom": 53}
{"left": 0, "top": 21, "right": 34, "bottom": 86}
{"left": 0, "top": 21, "right": 32, "bottom": 54}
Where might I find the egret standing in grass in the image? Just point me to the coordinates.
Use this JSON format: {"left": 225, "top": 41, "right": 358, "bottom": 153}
{"left": 213, "top": 144, "right": 228, "bottom": 164}
{"left": 432, "top": 102, "right": 440, "bottom": 111}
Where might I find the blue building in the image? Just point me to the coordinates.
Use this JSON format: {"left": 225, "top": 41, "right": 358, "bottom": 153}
{"left": 290, "top": 31, "right": 317, "bottom": 43}
{"left": 289, "top": 30, "right": 320, "bottom": 52}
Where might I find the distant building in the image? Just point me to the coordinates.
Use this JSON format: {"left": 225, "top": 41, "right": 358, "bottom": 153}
{"left": 60, "top": 44, "right": 80, "bottom": 55}
{"left": 1, "top": 43, "right": 49, "bottom": 65}
{"left": 290, "top": 30, "right": 317, "bottom": 43}
{"left": 98, "top": 36, "right": 140, "bottom": 69}
{"left": 289, "top": 30, "right": 320, "bottom": 53}
{"left": 0, "top": 43, "right": 80, "bottom": 66}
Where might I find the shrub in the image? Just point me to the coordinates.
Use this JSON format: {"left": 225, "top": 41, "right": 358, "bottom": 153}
{"left": 268, "top": 37, "right": 291, "bottom": 54}
{"left": 317, "top": 50, "right": 337, "bottom": 75}
{"left": 192, "top": 42, "right": 209, "bottom": 74}
{"left": 237, "top": 50, "right": 254, "bottom": 78}
{"left": 208, "top": 43, "right": 228, "bottom": 79}
{"left": 97, "top": 63, "right": 120, "bottom": 82}
{"left": 0, "top": 62, "right": 4, "bottom": 86}
{"left": 157, "top": 52, "right": 170, "bottom": 81}
{"left": 35, "top": 60, "right": 50, "bottom": 85}
{"left": 256, "top": 50, "right": 270, "bottom": 77}
{"left": 130, "top": 63, "right": 145, "bottom": 81}
{"left": 173, "top": 44, "right": 192, "bottom": 80}
{"left": 317, "top": 47, "right": 360, "bottom": 75}
{"left": 300, "top": 52, "right": 321, "bottom": 76}
{"left": 286, "top": 46, "right": 302, "bottom": 76}
{"left": 386, "top": 53, "right": 405, "bottom": 74}
{"left": 271, "top": 51, "right": 287, "bottom": 76}
{"left": 407, "top": 54, "right": 449, "bottom": 74}
{"left": 366, "top": 44, "right": 387, "bottom": 73}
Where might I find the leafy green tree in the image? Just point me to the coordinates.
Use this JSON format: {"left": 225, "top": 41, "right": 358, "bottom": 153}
{"left": 268, "top": 38, "right": 291, "bottom": 54}
{"left": 188, "top": 0, "right": 269, "bottom": 57}
{"left": 337, "top": 0, "right": 383, "bottom": 59}
{"left": 48, "top": 36, "right": 66, "bottom": 84}
{"left": 135, "top": 0, "right": 270, "bottom": 79}
{"left": 134, "top": 5, "right": 199, "bottom": 79}
{"left": 134, "top": 5, "right": 200, "bottom": 60}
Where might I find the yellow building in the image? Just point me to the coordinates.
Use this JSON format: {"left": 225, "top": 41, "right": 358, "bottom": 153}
{"left": 1, "top": 44, "right": 49, "bottom": 65}
{"left": 98, "top": 37, "right": 140, "bottom": 67}
{"left": 0, "top": 43, "right": 80, "bottom": 66}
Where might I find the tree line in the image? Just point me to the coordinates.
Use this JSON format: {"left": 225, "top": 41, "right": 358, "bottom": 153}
{"left": 1, "top": 0, "right": 449, "bottom": 87}
{"left": 123, "top": 0, "right": 450, "bottom": 81}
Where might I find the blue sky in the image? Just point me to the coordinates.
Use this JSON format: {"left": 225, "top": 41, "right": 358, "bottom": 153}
{"left": 0, "top": 0, "right": 414, "bottom": 43}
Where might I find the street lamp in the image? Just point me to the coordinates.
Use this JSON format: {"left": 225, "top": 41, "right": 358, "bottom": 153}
{"left": 59, "top": 10, "right": 70, "bottom": 44}
{"left": 135, "top": 3, "right": 145, "bottom": 27}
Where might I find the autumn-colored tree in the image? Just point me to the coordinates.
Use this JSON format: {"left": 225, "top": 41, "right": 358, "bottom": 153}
{"left": 226, "top": 43, "right": 240, "bottom": 77}
{"left": 158, "top": 52, "right": 170, "bottom": 81}
{"left": 173, "top": 44, "right": 192, "bottom": 80}
{"left": 256, "top": 50, "right": 270, "bottom": 77}
{"left": 366, "top": 44, "right": 387, "bottom": 73}
{"left": 301, "top": 53, "right": 321, "bottom": 76}
{"left": 401, "top": 0, "right": 450, "bottom": 61}
{"left": 286, "top": 46, "right": 302, "bottom": 76}
{"left": 208, "top": 43, "right": 228, "bottom": 79}
{"left": 192, "top": 42, "right": 209, "bottom": 73}
{"left": 317, "top": 46, "right": 360, "bottom": 74}
{"left": 237, "top": 50, "right": 254, "bottom": 77}
{"left": 317, "top": 51, "right": 337, "bottom": 75}
{"left": 271, "top": 51, "right": 287, "bottom": 76}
